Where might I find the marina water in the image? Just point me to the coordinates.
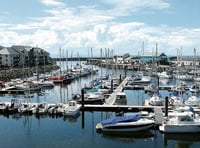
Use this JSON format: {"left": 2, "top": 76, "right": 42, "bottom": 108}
{"left": 0, "top": 61, "right": 200, "bottom": 148}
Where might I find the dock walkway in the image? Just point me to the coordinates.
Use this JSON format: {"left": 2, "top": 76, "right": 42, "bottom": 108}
{"left": 104, "top": 76, "right": 130, "bottom": 105}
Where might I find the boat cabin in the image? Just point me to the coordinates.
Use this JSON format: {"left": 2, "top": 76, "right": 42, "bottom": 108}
{"left": 115, "top": 92, "right": 127, "bottom": 105}
{"left": 69, "top": 100, "right": 77, "bottom": 106}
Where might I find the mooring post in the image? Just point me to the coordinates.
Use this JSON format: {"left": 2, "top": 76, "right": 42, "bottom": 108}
{"left": 111, "top": 79, "right": 113, "bottom": 92}
{"left": 81, "top": 110, "right": 85, "bottom": 129}
{"left": 124, "top": 65, "right": 127, "bottom": 77}
{"left": 81, "top": 88, "right": 85, "bottom": 108}
{"left": 165, "top": 96, "right": 168, "bottom": 117}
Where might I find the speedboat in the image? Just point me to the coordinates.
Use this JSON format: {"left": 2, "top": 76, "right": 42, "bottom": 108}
{"left": 159, "top": 110, "right": 200, "bottom": 133}
{"left": 96, "top": 113, "right": 155, "bottom": 133}
{"left": 148, "top": 92, "right": 164, "bottom": 106}
{"left": 63, "top": 100, "right": 81, "bottom": 116}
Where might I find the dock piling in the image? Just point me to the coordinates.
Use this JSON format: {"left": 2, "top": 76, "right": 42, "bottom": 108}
{"left": 111, "top": 79, "right": 113, "bottom": 92}
{"left": 165, "top": 96, "right": 168, "bottom": 117}
{"left": 81, "top": 88, "right": 85, "bottom": 108}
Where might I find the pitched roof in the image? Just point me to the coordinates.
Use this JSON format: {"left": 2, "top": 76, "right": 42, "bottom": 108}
{"left": 0, "top": 47, "right": 21, "bottom": 55}
{"left": 12, "top": 45, "right": 32, "bottom": 52}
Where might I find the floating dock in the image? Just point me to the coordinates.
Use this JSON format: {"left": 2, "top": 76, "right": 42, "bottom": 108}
{"left": 0, "top": 89, "right": 25, "bottom": 94}
{"left": 81, "top": 104, "right": 163, "bottom": 113}
{"left": 124, "top": 85, "right": 176, "bottom": 90}
{"left": 104, "top": 76, "right": 130, "bottom": 105}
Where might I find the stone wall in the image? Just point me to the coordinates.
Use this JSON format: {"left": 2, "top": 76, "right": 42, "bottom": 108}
{"left": 0, "top": 64, "right": 59, "bottom": 82}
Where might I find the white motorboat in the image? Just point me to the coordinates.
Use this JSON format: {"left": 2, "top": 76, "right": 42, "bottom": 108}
{"left": 175, "top": 73, "right": 193, "bottom": 81}
{"left": 63, "top": 100, "right": 81, "bottom": 116}
{"left": 189, "top": 84, "right": 200, "bottom": 93}
{"left": 0, "top": 102, "right": 9, "bottom": 113}
{"left": 168, "top": 90, "right": 184, "bottom": 106}
{"left": 148, "top": 92, "right": 164, "bottom": 106}
{"left": 18, "top": 103, "right": 33, "bottom": 114}
{"left": 157, "top": 71, "right": 172, "bottom": 79}
{"left": 15, "top": 81, "right": 41, "bottom": 91}
{"left": 54, "top": 103, "right": 66, "bottom": 115}
{"left": 185, "top": 93, "right": 200, "bottom": 106}
{"left": 32, "top": 79, "right": 55, "bottom": 88}
{"left": 144, "top": 83, "right": 158, "bottom": 93}
{"left": 96, "top": 113, "right": 155, "bottom": 133}
{"left": 159, "top": 110, "right": 200, "bottom": 133}
{"left": 32, "top": 102, "right": 49, "bottom": 114}
{"left": 77, "top": 92, "right": 105, "bottom": 105}
{"left": 129, "top": 76, "right": 151, "bottom": 85}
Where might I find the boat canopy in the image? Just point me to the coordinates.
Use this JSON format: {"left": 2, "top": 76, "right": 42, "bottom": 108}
{"left": 101, "top": 113, "right": 140, "bottom": 126}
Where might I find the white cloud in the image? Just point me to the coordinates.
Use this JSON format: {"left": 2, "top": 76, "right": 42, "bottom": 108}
{"left": 100, "top": 0, "right": 170, "bottom": 9}
{"left": 0, "top": 30, "right": 59, "bottom": 49}
{"left": 40, "top": 0, "right": 65, "bottom": 7}
{"left": 0, "top": 0, "right": 200, "bottom": 57}
{"left": 100, "top": 0, "right": 170, "bottom": 16}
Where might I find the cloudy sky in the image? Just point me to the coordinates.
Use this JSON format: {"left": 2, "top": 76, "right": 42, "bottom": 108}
{"left": 0, "top": 0, "right": 199, "bottom": 57}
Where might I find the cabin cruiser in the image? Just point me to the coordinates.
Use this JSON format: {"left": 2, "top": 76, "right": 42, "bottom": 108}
{"left": 159, "top": 110, "right": 200, "bottom": 133}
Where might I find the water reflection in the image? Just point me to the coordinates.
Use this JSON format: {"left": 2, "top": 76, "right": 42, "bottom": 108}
{"left": 162, "top": 133, "right": 200, "bottom": 148}
{"left": 100, "top": 130, "right": 155, "bottom": 143}
{"left": 63, "top": 112, "right": 80, "bottom": 123}
{"left": 0, "top": 112, "right": 81, "bottom": 123}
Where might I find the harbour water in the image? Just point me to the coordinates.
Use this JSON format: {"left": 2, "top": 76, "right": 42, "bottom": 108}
{"left": 0, "top": 62, "right": 200, "bottom": 148}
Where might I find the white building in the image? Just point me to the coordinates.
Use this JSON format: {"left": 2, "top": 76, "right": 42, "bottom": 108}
{"left": 113, "top": 53, "right": 130, "bottom": 64}
{"left": 0, "top": 45, "right": 51, "bottom": 68}
{"left": 171, "top": 56, "right": 200, "bottom": 67}
{"left": 0, "top": 47, "right": 21, "bottom": 67}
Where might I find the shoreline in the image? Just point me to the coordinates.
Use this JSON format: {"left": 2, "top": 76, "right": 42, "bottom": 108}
{"left": 0, "top": 64, "right": 59, "bottom": 82}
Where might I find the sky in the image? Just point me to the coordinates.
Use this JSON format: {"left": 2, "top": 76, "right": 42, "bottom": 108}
{"left": 0, "top": 0, "right": 200, "bottom": 57}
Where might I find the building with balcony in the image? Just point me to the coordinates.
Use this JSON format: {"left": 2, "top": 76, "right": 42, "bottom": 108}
{"left": 0, "top": 45, "right": 53, "bottom": 69}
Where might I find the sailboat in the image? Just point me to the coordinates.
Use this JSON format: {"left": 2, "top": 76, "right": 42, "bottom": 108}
{"left": 148, "top": 44, "right": 164, "bottom": 106}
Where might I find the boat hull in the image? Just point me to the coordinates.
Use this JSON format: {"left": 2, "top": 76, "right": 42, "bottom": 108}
{"left": 96, "top": 119, "right": 154, "bottom": 133}
{"left": 159, "top": 124, "right": 200, "bottom": 133}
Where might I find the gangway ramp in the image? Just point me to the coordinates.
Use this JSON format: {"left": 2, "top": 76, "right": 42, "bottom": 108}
{"left": 104, "top": 76, "right": 130, "bottom": 105}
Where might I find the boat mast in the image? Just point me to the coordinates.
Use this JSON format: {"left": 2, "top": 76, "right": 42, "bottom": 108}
{"left": 156, "top": 43, "right": 159, "bottom": 93}
{"left": 66, "top": 49, "right": 68, "bottom": 72}
{"left": 36, "top": 46, "right": 39, "bottom": 81}
{"left": 100, "top": 48, "right": 103, "bottom": 77}
{"left": 59, "top": 47, "right": 62, "bottom": 74}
